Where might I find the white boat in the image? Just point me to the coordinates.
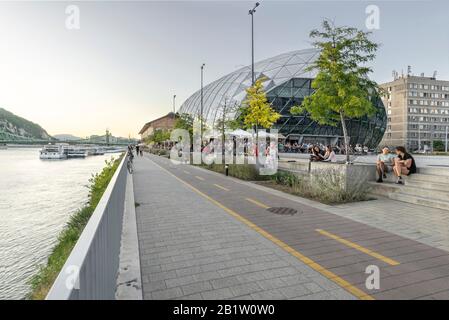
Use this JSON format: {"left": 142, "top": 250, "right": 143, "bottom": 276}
{"left": 66, "top": 147, "right": 88, "bottom": 158}
{"left": 39, "top": 144, "right": 67, "bottom": 160}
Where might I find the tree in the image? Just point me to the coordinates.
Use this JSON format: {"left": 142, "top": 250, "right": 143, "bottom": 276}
{"left": 433, "top": 140, "right": 445, "bottom": 152}
{"left": 174, "top": 113, "right": 194, "bottom": 139}
{"left": 291, "top": 20, "right": 381, "bottom": 162}
{"left": 214, "top": 98, "right": 240, "bottom": 157}
{"left": 243, "top": 77, "right": 281, "bottom": 155}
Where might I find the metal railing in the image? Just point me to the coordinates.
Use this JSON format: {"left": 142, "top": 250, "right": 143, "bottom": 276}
{"left": 46, "top": 155, "right": 128, "bottom": 300}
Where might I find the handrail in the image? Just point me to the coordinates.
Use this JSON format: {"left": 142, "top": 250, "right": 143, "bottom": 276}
{"left": 46, "top": 155, "right": 128, "bottom": 300}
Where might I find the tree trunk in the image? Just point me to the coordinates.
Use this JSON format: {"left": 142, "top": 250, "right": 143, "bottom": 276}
{"left": 340, "top": 111, "right": 350, "bottom": 163}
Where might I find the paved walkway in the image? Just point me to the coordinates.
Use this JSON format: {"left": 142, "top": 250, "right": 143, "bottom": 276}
{"left": 133, "top": 154, "right": 449, "bottom": 300}
{"left": 332, "top": 200, "right": 449, "bottom": 253}
{"left": 133, "top": 155, "right": 355, "bottom": 300}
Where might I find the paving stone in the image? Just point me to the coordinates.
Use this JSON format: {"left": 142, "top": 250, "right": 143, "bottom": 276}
{"left": 151, "top": 287, "right": 184, "bottom": 300}
{"left": 201, "top": 288, "right": 235, "bottom": 300}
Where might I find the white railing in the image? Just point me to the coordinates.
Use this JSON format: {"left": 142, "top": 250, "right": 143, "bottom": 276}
{"left": 46, "top": 155, "right": 128, "bottom": 300}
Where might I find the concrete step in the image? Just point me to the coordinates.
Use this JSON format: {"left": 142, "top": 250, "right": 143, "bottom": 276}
{"left": 368, "top": 180, "right": 449, "bottom": 211}
{"left": 368, "top": 181, "right": 401, "bottom": 197}
{"left": 388, "top": 192, "right": 449, "bottom": 211}
{"left": 278, "top": 161, "right": 310, "bottom": 172}
{"left": 418, "top": 166, "right": 449, "bottom": 176}
{"left": 405, "top": 179, "right": 449, "bottom": 191}
{"left": 400, "top": 185, "right": 449, "bottom": 201}
{"left": 407, "top": 173, "right": 449, "bottom": 184}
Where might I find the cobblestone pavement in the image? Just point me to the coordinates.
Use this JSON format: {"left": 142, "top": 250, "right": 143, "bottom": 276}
{"left": 134, "top": 154, "right": 449, "bottom": 300}
{"left": 133, "top": 156, "right": 355, "bottom": 300}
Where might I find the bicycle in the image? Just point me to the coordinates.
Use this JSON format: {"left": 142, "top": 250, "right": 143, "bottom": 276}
{"left": 127, "top": 152, "right": 134, "bottom": 174}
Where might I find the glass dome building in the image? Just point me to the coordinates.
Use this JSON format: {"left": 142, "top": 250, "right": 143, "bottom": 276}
{"left": 178, "top": 48, "right": 386, "bottom": 148}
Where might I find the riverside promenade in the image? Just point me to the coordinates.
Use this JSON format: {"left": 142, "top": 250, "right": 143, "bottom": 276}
{"left": 132, "top": 154, "right": 449, "bottom": 300}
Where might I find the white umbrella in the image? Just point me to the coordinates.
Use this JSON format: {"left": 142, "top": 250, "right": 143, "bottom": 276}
{"left": 229, "top": 129, "right": 252, "bottom": 137}
{"left": 257, "top": 131, "right": 276, "bottom": 138}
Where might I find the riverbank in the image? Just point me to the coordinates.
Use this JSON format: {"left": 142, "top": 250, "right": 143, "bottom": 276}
{"left": 27, "top": 154, "right": 124, "bottom": 300}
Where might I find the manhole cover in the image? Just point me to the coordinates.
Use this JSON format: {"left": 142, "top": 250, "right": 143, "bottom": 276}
{"left": 267, "top": 207, "right": 298, "bottom": 216}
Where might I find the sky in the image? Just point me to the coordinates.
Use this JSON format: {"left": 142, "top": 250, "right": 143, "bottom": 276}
{"left": 0, "top": 0, "right": 448, "bottom": 138}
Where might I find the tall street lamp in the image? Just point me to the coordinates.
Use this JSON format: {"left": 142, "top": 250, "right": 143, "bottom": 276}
{"left": 173, "top": 94, "right": 176, "bottom": 114}
{"left": 249, "top": 2, "right": 260, "bottom": 85}
{"left": 200, "top": 63, "right": 205, "bottom": 147}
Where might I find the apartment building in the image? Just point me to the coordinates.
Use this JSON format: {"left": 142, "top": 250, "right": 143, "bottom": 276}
{"left": 380, "top": 75, "right": 449, "bottom": 151}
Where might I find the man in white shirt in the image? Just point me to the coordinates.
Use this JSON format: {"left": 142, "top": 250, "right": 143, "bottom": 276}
{"left": 376, "top": 147, "right": 396, "bottom": 183}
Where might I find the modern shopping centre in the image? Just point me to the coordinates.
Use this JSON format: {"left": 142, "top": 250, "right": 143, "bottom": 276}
{"left": 178, "top": 48, "right": 387, "bottom": 149}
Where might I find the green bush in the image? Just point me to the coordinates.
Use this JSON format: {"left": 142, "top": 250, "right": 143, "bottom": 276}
{"left": 270, "top": 169, "right": 369, "bottom": 204}
{"left": 433, "top": 140, "right": 445, "bottom": 152}
{"left": 27, "top": 155, "right": 123, "bottom": 300}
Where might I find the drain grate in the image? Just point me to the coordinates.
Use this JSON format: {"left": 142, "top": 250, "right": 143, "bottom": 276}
{"left": 267, "top": 207, "right": 298, "bottom": 216}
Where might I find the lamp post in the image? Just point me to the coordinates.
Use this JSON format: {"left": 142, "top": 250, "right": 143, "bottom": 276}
{"left": 248, "top": 2, "right": 259, "bottom": 85}
{"left": 173, "top": 94, "right": 176, "bottom": 114}
{"left": 200, "top": 63, "right": 205, "bottom": 147}
{"left": 444, "top": 126, "right": 449, "bottom": 153}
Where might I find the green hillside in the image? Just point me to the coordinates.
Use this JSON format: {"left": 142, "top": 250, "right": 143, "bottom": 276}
{"left": 0, "top": 108, "right": 53, "bottom": 141}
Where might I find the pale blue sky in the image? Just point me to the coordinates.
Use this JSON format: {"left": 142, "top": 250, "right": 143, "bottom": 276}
{"left": 0, "top": 0, "right": 448, "bottom": 137}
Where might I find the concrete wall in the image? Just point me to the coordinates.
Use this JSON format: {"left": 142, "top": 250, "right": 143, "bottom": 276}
{"left": 279, "top": 160, "right": 377, "bottom": 192}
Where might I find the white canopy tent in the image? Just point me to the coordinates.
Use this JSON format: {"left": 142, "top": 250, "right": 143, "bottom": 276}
{"left": 228, "top": 129, "right": 253, "bottom": 137}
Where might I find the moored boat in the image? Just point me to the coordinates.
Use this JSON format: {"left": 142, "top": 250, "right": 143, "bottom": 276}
{"left": 39, "top": 144, "right": 67, "bottom": 160}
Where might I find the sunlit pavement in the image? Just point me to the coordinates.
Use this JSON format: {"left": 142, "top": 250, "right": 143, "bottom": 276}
{"left": 132, "top": 154, "right": 449, "bottom": 300}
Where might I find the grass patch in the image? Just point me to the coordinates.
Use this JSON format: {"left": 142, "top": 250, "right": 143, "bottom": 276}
{"left": 27, "top": 155, "right": 124, "bottom": 300}
{"left": 258, "top": 169, "right": 370, "bottom": 205}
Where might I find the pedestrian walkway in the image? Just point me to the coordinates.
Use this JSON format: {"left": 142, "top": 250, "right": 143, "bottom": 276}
{"left": 133, "top": 156, "right": 355, "bottom": 300}
{"left": 133, "top": 154, "right": 449, "bottom": 300}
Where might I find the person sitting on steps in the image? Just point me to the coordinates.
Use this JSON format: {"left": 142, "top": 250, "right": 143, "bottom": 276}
{"left": 376, "top": 146, "right": 396, "bottom": 183}
{"left": 393, "top": 146, "right": 417, "bottom": 184}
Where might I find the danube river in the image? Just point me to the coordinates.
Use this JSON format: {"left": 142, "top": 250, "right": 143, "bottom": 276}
{"left": 0, "top": 147, "right": 121, "bottom": 300}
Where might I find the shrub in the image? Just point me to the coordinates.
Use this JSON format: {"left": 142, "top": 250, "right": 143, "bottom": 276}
{"left": 271, "top": 169, "right": 369, "bottom": 204}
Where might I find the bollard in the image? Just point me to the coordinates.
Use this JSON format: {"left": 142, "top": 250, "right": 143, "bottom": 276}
{"left": 225, "top": 164, "right": 229, "bottom": 176}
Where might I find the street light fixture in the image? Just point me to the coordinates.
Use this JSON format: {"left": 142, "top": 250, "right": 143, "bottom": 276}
{"left": 249, "top": 2, "right": 260, "bottom": 85}
{"left": 173, "top": 94, "right": 176, "bottom": 114}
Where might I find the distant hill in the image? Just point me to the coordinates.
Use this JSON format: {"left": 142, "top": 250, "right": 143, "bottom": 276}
{"left": 0, "top": 108, "right": 53, "bottom": 141}
{"left": 53, "top": 134, "right": 82, "bottom": 141}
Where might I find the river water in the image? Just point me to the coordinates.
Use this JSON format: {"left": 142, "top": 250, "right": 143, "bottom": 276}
{"left": 0, "top": 147, "right": 121, "bottom": 300}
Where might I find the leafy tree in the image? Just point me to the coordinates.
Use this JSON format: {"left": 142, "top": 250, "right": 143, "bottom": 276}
{"left": 433, "top": 140, "right": 445, "bottom": 152}
{"left": 214, "top": 98, "right": 240, "bottom": 156}
{"left": 291, "top": 20, "right": 381, "bottom": 162}
{"left": 145, "top": 129, "right": 171, "bottom": 145}
{"left": 243, "top": 77, "right": 281, "bottom": 154}
{"left": 174, "top": 113, "right": 194, "bottom": 139}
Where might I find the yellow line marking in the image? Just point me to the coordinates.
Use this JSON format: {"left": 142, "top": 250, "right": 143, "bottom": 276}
{"left": 195, "top": 176, "right": 205, "bottom": 181}
{"left": 316, "top": 229, "right": 400, "bottom": 266}
{"left": 214, "top": 184, "right": 230, "bottom": 191}
{"left": 183, "top": 170, "right": 191, "bottom": 174}
{"left": 245, "top": 198, "right": 271, "bottom": 209}
{"left": 150, "top": 159, "right": 374, "bottom": 300}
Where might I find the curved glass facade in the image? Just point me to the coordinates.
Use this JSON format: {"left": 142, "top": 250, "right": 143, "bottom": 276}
{"left": 179, "top": 48, "right": 386, "bottom": 148}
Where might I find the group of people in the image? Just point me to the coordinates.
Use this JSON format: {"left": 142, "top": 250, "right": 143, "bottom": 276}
{"left": 376, "top": 146, "right": 416, "bottom": 184}
{"left": 128, "top": 144, "right": 144, "bottom": 158}
{"left": 310, "top": 145, "right": 337, "bottom": 162}
{"left": 280, "top": 142, "right": 371, "bottom": 155}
